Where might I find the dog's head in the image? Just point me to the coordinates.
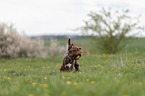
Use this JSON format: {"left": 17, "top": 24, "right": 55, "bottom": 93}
{"left": 67, "top": 38, "right": 82, "bottom": 60}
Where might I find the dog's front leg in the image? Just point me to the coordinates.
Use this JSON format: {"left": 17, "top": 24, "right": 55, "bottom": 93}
{"left": 70, "top": 60, "right": 75, "bottom": 72}
{"left": 75, "top": 60, "right": 81, "bottom": 71}
{"left": 60, "top": 57, "right": 68, "bottom": 72}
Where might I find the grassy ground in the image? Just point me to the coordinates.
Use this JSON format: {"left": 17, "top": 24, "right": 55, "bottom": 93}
{"left": 0, "top": 53, "right": 145, "bottom": 96}
{"left": 0, "top": 38, "right": 145, "bottom": 96}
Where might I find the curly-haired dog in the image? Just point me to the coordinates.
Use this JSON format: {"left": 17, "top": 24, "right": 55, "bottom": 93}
{"left": 60, "top": 38, "right": 82, "bottom": 72}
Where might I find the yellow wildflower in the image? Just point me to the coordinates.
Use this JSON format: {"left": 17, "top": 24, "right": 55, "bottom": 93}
{"left": 8, "top": 78, "right": 11, "bottom": 80}
{"left": 66, "top": 81, "right": 71, "bottom": 85}
{"left": 39, "top": 84, "right": 42, "bottom": 87}
{"left": 138, "top": 82, "right": 142, "bottom": 86}
{"left": 86, "top": 79, "right": 89, "bottom": 82}
{"left": 42, "top": 67, "right": 45, "bottom": 69}
{"left": 32, "top": 82, "right": 37, "bottom": 85}
{"left": 42, "top": 84, "right": 48, "bottom": 88}
{"left": 28, "top": 94, "right": 33, "bottom": 96}
{"left": 103, "top": 54, "right": 106, "bottom": 57}
{"left": 67, "top": 77, "right": 70, "bottom": 79}
{"left": 130, "top": 73, "right": 134, "bottom": 76}
{"left": 30, "top": 68, "right": 33, "bottom": 70}
{"left": 98, "top": 64, "right": 101, "bottom": 66}
{"left": 116, "top": 80, "right": 120, "bottom": 83}
{"left": 73, "top": 82, "right": 78, "bottom": 85}
{"left": 122, "top": 95, "right": 128, "bottom": 96}
{"left": 44, "top": 77, "right": 47, "bottom": 80}
{"left": 91, "top": 81, "right": 95, "bottom": 84}
{"left": 62, "top": 91, "right": 66, "bottom": 95}
{"left": 109, "top": 55, "right": 112, "bottom": 58}
{"left": 80, "top": 72, "right": 82, "bottom": 74}
{"left": 53, "top": 70, "right": 55, "bottom": 72}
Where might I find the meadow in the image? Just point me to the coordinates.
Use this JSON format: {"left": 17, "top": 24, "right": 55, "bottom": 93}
{"left": 0, "top": 38, "right": 145, "bottom": 96}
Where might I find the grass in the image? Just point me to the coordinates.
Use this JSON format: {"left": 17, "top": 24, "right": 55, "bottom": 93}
{"left": 0, "top": 38, "right": 145, "bottom": 96}
{"left": 0, "top": 53, "right": 145, "bottom": 96}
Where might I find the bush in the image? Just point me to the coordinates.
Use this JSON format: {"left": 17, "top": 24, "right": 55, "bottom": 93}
{"left": 48, "top": 39, "right": 66, "bottom": 56}
{"left": 0, "top": 23, "right": 48, "bottom": 59}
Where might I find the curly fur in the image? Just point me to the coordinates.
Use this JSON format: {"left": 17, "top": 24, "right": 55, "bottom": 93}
{"left": 60, "top": 38, "right": 82, "bottom": 72}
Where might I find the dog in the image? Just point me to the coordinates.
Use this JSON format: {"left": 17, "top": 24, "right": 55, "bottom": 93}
{"left": 60, "top": 38, "right": 82, "bottom": 72}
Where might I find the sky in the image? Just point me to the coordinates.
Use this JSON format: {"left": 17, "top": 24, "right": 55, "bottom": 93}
{"left": 0, "top": 0, "right": 145, "bottom": 36}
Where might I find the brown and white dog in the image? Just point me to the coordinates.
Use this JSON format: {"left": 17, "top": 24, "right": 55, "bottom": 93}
{"left": 60, "top": 38, "right": 82, "bottom": 72}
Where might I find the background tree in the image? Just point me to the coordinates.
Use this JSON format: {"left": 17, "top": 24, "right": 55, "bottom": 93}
{"left": 79, "top": 8, "right": 144, "bottom": 54}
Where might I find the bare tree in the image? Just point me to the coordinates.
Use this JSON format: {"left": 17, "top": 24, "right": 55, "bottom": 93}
{"left": 79, "top": 8, "right": 144, "bottom": 54}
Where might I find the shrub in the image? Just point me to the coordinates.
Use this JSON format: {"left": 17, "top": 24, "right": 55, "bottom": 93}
{"left": 0, "top": 23, "right": 48, "bottom": 59}
{"left": 48, "top": 39, "right": 66, "bottom": 56}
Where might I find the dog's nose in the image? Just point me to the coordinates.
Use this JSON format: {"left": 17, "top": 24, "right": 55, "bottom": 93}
{"left": 78, "top": 54, "right": 81, "bottom": 57}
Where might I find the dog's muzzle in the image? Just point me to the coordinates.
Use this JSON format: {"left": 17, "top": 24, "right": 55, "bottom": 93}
{"left": 75, "top": 54, "right": 81, "bottom": 60}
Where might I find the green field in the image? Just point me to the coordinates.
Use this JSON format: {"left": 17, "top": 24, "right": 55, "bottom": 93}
{"left": 0, "top": 38, "right": 145, "bottom": 96}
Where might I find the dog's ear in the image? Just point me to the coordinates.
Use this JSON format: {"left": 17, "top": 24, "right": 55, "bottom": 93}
{"left": 68, "top": 38, "right": 74, "bottom": 51}
{"left": 68, "top": 38, "right": 71, "bottom": 46}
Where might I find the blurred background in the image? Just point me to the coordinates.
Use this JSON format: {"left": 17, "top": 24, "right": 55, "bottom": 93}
{"left": 0, "top": 0, "right": 145, "bottom": 59}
